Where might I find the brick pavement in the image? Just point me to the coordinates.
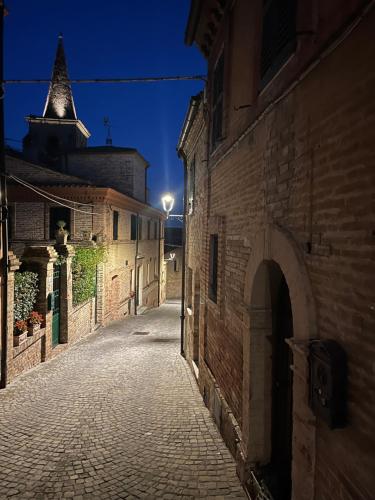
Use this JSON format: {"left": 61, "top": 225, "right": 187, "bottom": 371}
{"left": 0, "top": 303, "right": 246, "bottom": 499}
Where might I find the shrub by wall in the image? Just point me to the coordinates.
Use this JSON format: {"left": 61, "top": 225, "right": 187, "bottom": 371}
{"left": 72, "top": 246, "right": 106, "bottom": 306}
{"left": 14, "top": 271, "right": 39, "bottom": 322}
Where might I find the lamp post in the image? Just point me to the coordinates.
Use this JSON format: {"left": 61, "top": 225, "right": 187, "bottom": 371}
{"left": 161, "top": 193, "right": 183, "bottom": 222}
{"left": 161, "top": 193, "right": 185, "bottom": 357}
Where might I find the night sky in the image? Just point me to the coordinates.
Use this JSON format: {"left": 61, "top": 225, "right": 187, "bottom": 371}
{"left": 3, "top": 0, "right": 206, "bottom": 215}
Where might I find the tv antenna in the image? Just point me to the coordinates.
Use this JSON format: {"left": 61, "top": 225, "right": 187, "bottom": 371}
{"left": 103, "top": 116, "right": 112, "bottom": 146}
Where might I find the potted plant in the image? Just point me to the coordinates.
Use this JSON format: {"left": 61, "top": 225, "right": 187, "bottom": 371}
{"left": 27, "top": 311, "right": 43, "bottom": 336}
{"left": 55, "top": 220, "right": 69, "bottom": 245}
{"left": 14, "top": 320, "right": 28, "bottom": 346}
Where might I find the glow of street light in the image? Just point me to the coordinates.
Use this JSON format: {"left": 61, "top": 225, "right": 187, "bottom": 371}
{"left": 161, "top": 193, "right": 174, "bottom": 214}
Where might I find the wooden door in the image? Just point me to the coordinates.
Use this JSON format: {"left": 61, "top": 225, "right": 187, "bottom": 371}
{"left": 51, "top": 264, "right": 61, "bottom": 347}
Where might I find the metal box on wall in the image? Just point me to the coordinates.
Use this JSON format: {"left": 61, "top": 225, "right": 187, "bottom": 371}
{"left": 309, "top": 339, "right": 347, "bottom": 429}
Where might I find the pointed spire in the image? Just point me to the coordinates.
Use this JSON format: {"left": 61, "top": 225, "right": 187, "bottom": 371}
{"left": 43, "top": 34, "right": 77, "bottom": 120}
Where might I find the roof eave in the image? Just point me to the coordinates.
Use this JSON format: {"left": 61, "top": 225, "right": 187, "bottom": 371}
{"left": 185, "top": 0, "right": 203, "bottom": 45}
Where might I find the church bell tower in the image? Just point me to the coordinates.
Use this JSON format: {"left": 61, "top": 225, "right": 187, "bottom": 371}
{"left": 23, "top": 34, "right": 90, "bottom": 168}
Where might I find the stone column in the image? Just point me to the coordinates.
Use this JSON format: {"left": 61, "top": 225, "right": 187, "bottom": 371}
{"left": 6, "top": 251, "right": 21, "bottom": 381}
{"left": 55, "top": 244, "right": 75, "bottom": 344}
{"left": 22, "top": 246, "right": 58, "bottom": 361}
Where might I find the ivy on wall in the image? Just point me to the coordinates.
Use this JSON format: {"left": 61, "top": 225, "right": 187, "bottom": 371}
{"left": 14, "top": 271, "right": 39, "bottom": 322}
{"left": 72, "top": 246, "right": 106, "bottom": 306}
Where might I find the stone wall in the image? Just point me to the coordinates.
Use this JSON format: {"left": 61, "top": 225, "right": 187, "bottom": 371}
{"left": 182, "top": 2, "right": 375, "bottom": 499}
{"left": 65, "top": 151, "right": 147, "bottom": 202}
{"left": 165, "top": 247, "right": 183, "bottom": 300}
{"left": 70, "top": 299, "right": 96, "bottom": 343}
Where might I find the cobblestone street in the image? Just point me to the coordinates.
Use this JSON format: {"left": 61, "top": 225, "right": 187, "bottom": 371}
{"left": 0, "top": 303, "right": 246, "bottom": 499}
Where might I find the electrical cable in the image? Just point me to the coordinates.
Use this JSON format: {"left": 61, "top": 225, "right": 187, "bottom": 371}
{"left": 4, "top": 75, "right": 207, "bottom": 85}
{"left": 9, "top": 173, "right": 95, "bottom": 207}
{"left": 7, "top": 174, "right": 100, "bottom": 215}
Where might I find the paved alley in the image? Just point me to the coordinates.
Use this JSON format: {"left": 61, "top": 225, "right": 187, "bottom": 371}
{"left": 0, "top": 303, "right": 246, "bottom": 499}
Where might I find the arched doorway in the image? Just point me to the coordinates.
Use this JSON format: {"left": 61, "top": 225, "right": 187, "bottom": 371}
{"left": 110, "top": 275, "right": 120, "bottom": 321}
{"left": 136, "top": 265, "right": 143, "bottom": 307}
{"left": 242, "top": 225, "right": 317, "bottom": 500}
{"left": 247, "top": 261, "right": 293, "bottom": 499}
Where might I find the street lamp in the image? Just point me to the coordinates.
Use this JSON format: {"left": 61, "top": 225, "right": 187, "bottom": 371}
{"left": 161, "top": 193, "right": 183, "bottom": 222}
{"left": 161, "top": 193, "right": 174, "bottom": 217}
{"left": 164, "top": 251, "right": 175, "bottom": 262}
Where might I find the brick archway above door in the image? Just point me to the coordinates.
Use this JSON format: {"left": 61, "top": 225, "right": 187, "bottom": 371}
{"left": 243, "top": 224, "right": 316, "bottom": 342}
{"left": 242, "top": 224, "right": 317, "bottom": 500}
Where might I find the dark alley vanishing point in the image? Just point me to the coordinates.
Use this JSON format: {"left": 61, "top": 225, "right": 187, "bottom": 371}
{"left": 0, "top": 303, "right": 246, "bottom": 499}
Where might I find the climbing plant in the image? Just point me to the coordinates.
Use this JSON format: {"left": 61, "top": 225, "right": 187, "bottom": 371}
{"left": 72, "top": 246, "right": 106, "bottom": 306}
{"left": 14, "top": 271, "right": 39, "bottom": 322}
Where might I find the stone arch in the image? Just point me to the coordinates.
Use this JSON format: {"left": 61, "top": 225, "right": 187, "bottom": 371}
{"left": 242, "top": 224, "right": 317, "bottom": 499}
{"left": 243, "top": 225, "right": 316, "bottom": 341}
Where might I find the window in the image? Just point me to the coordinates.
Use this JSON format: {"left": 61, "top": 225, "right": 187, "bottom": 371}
{"left": 187, "top": 267, "right": 193, "bottom": 309}
{"left": 50, "top": 206, "right": 71, "bottom": 240}
{"left": 260, "top": 0, "right": 297, "bottom": 84}
{"left": 208, "top": 234, "right": 218, "bottom": 303}
{"left": 188, "top": 158, "right": 196, "bottom": 215}
{"left": 154, "top": 221, "right": 158, "bottom": 239}
{"left": 113, "top": 211, "right": 119, "bottom": 240}
{"left": 131, "top": 214, "right": 137, "bottom": 240}
{"left": 211, "top": 51, "right": 224, "bottom": 148}
{"left": 138, "top": 217, "right": 143, "bottom": 240}
{"left": 147, "top": 220, "right": 151, "bottom": 240}
{"left": 46, "top": 135, "right": 60, "bottom": 157}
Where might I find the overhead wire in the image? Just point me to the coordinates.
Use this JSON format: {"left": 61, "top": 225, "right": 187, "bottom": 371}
{"left": 4, "top": 75, "right": 207, "bottom": 85}
{"left": 7, "top": 174, "right": 101, "bottom": 215}
{"left": 9, "top": 173, "right": 95, "bottom": 206}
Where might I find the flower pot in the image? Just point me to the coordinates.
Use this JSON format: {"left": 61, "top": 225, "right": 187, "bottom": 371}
{"left": 27, "top": 323, "right": 40, "bottom": 337}
{"left": 14, "top": 331, "right": 28, "bottom": 347}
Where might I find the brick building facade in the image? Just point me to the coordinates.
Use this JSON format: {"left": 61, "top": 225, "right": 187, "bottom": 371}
{"left": 5, "top": 154, "right": 165, "bottom": 382}
{"left": 1, "top": 34, "right": 165, "bottom": 385}
{"left": 180, "top": 1, "right": 375, "bottom": 499}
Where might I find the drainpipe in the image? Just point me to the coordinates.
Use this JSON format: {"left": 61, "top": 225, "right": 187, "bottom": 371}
{"left": 0, "top": 2, "right": 9, "bottom": 389}
{"left": 134, "top": 213, "right": 139, "bottom": 316}
{"left": 179, "top": 152, "right": 188, "bottom": 358}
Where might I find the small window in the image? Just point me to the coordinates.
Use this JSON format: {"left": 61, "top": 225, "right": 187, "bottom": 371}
{"left": 138, "top": 217, "right": 143, "bottom": 240}
{"left": 154, "top": 221, "right": 158, "bottom": 239}
{"left": 187, "top": 267, "right": 193, "bottom": 308}
{"left": 147, "top": 220, "right": 151, "bottom": 240}
{"left": 131, "top": 214, "right": 137, "bottom": 240}
{"left": 211, "top": 52, "right": 224, "bottom": 149}
{"left": 113, "top": 211, "right": 119, "bottom": 240}
{"left": 208, "top": 234, "right": 218, "bottom": 303}
{"left": 50, "top": 206, "right": 71, "bottom": 240}
{"left": 46, "top": 135, "right": 60, "bottom": 157}
{"left": 188, "top": 158, "right": 196, "bottom": 215}
{"left": 260, "top": 0, "right": 297, "bottom": 84}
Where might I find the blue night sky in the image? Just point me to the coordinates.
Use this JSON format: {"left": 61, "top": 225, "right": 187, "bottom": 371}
{"left": 3, "top": 0, "right": 206, "bottom": 215}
